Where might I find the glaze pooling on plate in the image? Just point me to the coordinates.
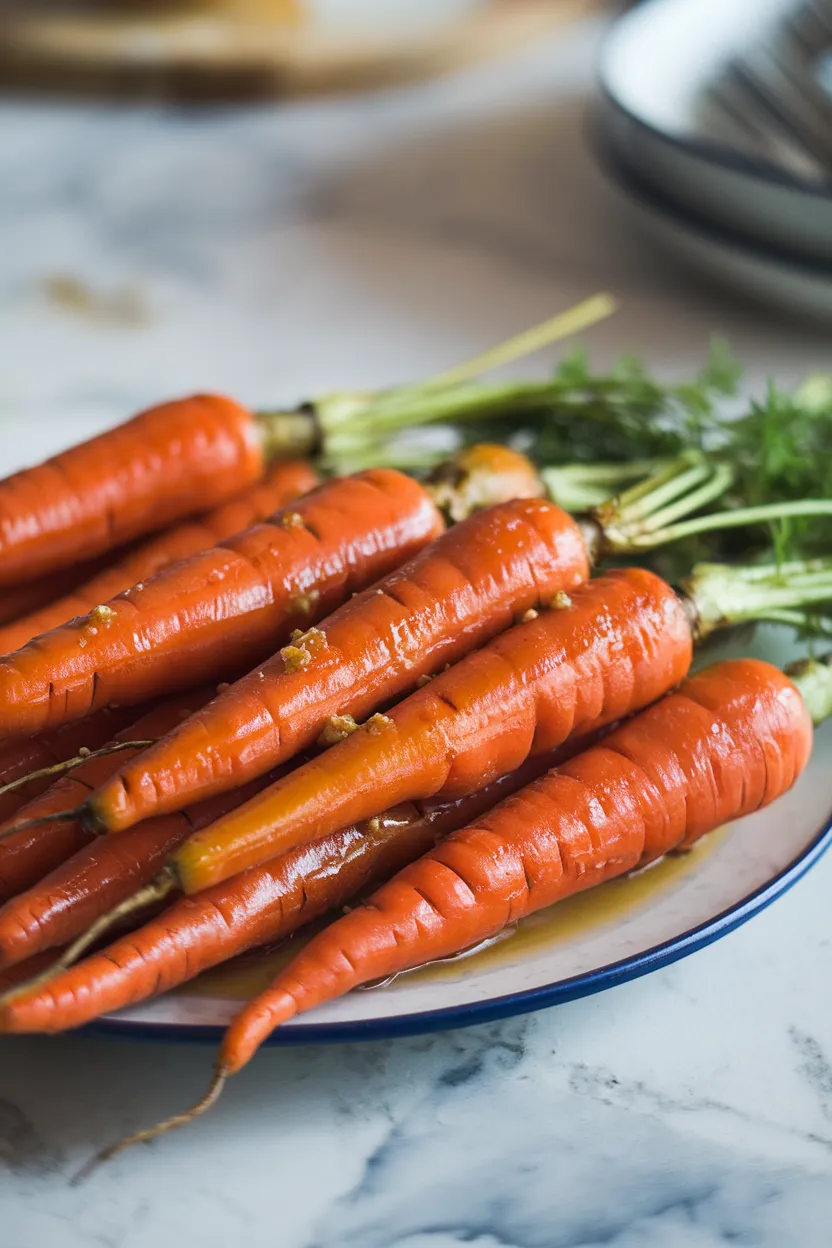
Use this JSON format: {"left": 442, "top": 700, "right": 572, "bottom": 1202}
{"left": 89, "top": 632, "right": 832, "bottom": 1045}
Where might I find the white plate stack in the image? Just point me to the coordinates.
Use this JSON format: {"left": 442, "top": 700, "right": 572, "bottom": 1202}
{"left": 595, "top": 0, "right": 832, "bottom": 319}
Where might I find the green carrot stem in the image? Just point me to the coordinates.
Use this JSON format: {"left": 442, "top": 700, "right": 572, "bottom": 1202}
{"left": 788, "top": 655, "right": 832, "bottom": 726}
{"left": 682, "top": 559, "right": 832, "bottom": 640}
{"left": 630, "top": 499, "right": 832, "bottom": 550}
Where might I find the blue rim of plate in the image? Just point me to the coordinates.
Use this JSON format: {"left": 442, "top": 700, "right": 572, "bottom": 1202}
{"left": 597, "top": 0, "right": 832, "bottom": 198}
{"left": 592, "top": 120, "right": 832, "bottom": 282}
{"left": 85, "top": 804, "right": 832, "bottom": 1046}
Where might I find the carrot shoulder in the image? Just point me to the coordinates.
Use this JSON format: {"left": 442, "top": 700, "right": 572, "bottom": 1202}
{"left": 86, "top": 496, "right": 589, "bottom": 833}
{"left": 218, "top": 658, "right": 813, "bottom": 1065}
{"left": 170, "top": 566, "right": 693, "bottom": 893}
{"left": 0, "top": 459, "right": 319, "bottom": 653}
{"left": 0, "top": 469, "right": 442, "bottom": 739}
{"left": 0, "top": 395, "right": 266, "bottom": 588}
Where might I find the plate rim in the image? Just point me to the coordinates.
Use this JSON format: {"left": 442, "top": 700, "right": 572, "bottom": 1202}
{"left": 592, "top": 122, "right": 832, "bottom": 283}
{"left": 84, "top": 805, "right": 832, "bottom": 1047}
{"left": 598, "top": 0, "right": 832, "bottom": 199}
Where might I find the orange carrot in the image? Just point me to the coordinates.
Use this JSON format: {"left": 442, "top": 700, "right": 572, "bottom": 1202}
{"left": 160, "top": 566, "right": 694, "bottom": 895}
{"left": 0, "top": 460, "right": 319, "bottom": 653}
{"left": 0, "top": 469, "right": 442, "bottom": 739}
{"left": 0, "top": 553, "right": 117, "bottom": 630}
{"left": 0, "top": 704, "right": 140, "bottom": 826}
{"left": 0, "top": 691, "right": 216, "bottom": 904}
{"left": 84, "top": 495, "right": 589, "bottom": 834}
{"left": 0, "top": 395, "right": 267, "bottom": 587}
{"left": 0, "top": 744, "right": 580, "bottom": 1024}
{"left": 0, "top": 768, "right": 295, "bottom": 969}
{"left": 216, "top": 657, "right": 813, "bottom": 1066}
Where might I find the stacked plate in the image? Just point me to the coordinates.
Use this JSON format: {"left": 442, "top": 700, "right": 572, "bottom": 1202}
{"left": 595, "top": 0, "right": 832, "bottom": 319}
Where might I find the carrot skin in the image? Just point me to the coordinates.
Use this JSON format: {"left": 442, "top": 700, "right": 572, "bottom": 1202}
{"left": 0, "top": 745, "right": 579, "bottom": 1030}
{"left": 0, "top": 704, "right": 140, "bottom": 827}
{"left": 173, "top": 567, "right": 693, "bottom": 893}
{"left": 0, "top": 552, "right": 118, "bottom": 631}
{"left": 0, "top": 768, "right": 294, "bottom": 968}
{"left": 216, "top": 658, "right": 813, "bottom": 1066}
{"left": 89, "top": 497, "right": 589, "bottom": 833}
{"left": 0, "top": 395, "right": 266, "bottom": 588}
{"left": 0, "top": 460, "right": 319, "bottom": 653}
{"left": 0, "top": 470, "right": 442, "bottom": 739}
{"left": 0, "top": 690, "right": 216, "bottom": 905}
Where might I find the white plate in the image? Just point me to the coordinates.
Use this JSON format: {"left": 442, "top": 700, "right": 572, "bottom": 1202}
{"left": 93, "top": 627, "right": 832, "bottom": 1046}
{"left": 595, "top": 136, "right": 832, "bottom": 322}
{"left": 599, "top": 0, "right": 832, "bottom": 262}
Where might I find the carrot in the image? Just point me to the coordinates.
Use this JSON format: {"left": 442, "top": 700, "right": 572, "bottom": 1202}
{"left": 0, "top": 742, "right": 584, "bottom": 1025}
{"left": 159, "top": 566, "right": 694, "bottom": 895}
{"left": 83, "top": 494, "right": 589, "bottom": 834}
{"left": 0, "top": 460, "right": 319, "bottom": 653}
{"left": 0, "top": 552, "right": 117, "bottom": 630}
{"left": 0, "top": 704, "right": 140, "bottom": 826}
{"left": 212, "top": 657, "right": 812, "bottom": 1068}
{"left": 0, "top": 395, "right": 267, "bottom": 588}
{"left": 0, "top": 469, "right": 442, "bottom": 739}
{"left": 0, "top": 691, "right": 216, "bottom": 905}
{"left": 0, "top": 767, "right": 296, "bottom": 971}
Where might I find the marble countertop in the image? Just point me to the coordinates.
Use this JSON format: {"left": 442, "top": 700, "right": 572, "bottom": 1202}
{"left": 1, "top": 17, "right": 831, "bottom": 1247}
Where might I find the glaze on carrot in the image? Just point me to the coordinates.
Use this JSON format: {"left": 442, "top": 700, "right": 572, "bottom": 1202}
{"left": 0, "top": 691, "right": 215, "bottom": 905}
{"left": 217, "top": 657, "right": 813, "bottom": 1066}
{"left": 0, "top": 395, "right": 267, "bottom": 588}
{"left": 0, "top": 745, "right": 580, "bottom": 1024}
{"left": 0, "top": 460, "right": 319, "bottom": 653}
{"left": 0, "top": 553, "right": 117, "bottom": 631}
{"left": 0, "top": 469, "right": 442, "bottom": 739}
{"left": 84, "top": 496, "right": 589, "bottom": 834}
{"left": 0, "top": 767, "right": 294, "bottom": 968}
{"left": 167, "top": 566, "right": 693, "bottom": 894}
{"left": 0, "top": 705, "right": 139, "bottom": 826}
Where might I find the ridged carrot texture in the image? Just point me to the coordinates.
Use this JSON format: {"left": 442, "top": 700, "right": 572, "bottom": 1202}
{"left": 0, "top": 551, "right": 118, "bottom": 630}
{"left": 0, "top": 745, "right": 577, "bottom": 1027}
{"left": 0, "top": 395, "right": 267, "bottom": 589}
{"left": 169, "top": 566, "right": 693, "bottom": 894}
{"left": 0, "top": 469, "right": 442, "bottom": 740}
{"left": 0, "top": 691, "right": 215, "bottom": 905}
{"left": 85, "top": 495, "right": 589, "bottom": 834}
{"left": 0, "top": 704, "right": 139, "bottom": 826}
{"left": 220, "top": 657, "right": 813, "bottom": 1067}
{"left": 0, "top": 460, "right": 319, "bottom": 653}
{"left": 0, "top": 765, "right": 297, "bottom": 972}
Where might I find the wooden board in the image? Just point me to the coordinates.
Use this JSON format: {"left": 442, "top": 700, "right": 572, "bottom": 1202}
{"left": 0, "top": 0, "right": 603, "bottom": 101}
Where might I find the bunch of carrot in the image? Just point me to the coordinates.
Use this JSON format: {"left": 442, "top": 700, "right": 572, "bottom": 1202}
{"left": 0, "top": 302, "right": 829, "bottom": 1173}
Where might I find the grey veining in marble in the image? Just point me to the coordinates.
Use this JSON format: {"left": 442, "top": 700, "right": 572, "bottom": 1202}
{"left": 0, "top": 15, "right": 831, "bottom": 1247}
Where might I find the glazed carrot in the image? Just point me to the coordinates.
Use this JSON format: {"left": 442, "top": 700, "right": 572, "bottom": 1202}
{"left": 0, "top": 469, "right": 442, "bottom": 739}
{"left": 0, "top": 395, "right": 267, "bottom": 588}
{"left": 0, "top": 767, "right": 295, "bottom": 969}
{"left": 165, "top": 566, "right": 693, "bottom": 894}
{"left": 84, "top": 495, "right": 589, "bottom": 834}
{"left": 210, "top": 658, "right": 812, "bottom": 1067}
{"left": 0, "top": 460, "right": 319, "bottom": 653}
{"left": 0, "top": 704, "right": 139, "bottom": 826}
{"left": 0, "top": 552, "right": 117, "bottom": 630}
{"left": 0, "top": 691, "right": 215, "bottom": 904}
{"left": 0, "top": 743, "right": 583, "bottom": 1024}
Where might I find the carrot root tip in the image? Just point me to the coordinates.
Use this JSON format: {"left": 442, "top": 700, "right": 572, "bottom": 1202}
{"left": 71, "top": 1065, "right": 229, "bottom": 1184}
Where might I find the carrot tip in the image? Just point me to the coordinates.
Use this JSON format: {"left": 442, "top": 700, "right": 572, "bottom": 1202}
{"left": 71, "top": 1065, "right": 229, "bottom": 1185}
{"left": 0, "top": 806, "right": 81, "bottom": 843}
{"left": 0, "top": 739, "right": 159, "bottom": 802}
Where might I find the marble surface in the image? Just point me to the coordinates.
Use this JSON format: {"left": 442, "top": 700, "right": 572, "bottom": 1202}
{"left": 1, "top": 16, "right": 832, "bottom": 1247}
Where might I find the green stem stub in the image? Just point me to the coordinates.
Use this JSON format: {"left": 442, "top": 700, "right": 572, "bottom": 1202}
{"left": 788, "top": 656, "right": 832, "bottom": 726}
{"left": 682, "top": 559, "right": 832, "bottom": 640}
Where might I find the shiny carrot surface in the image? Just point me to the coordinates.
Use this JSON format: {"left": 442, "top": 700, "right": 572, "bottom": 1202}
{"left": 87, "top": 496, "right": 589, "bottom": 833}
{"left": 172, "top": 567, "right": 693, "bottom": 894}
{"left": 0, "top": 469, "right": 442, "bottom": 739}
